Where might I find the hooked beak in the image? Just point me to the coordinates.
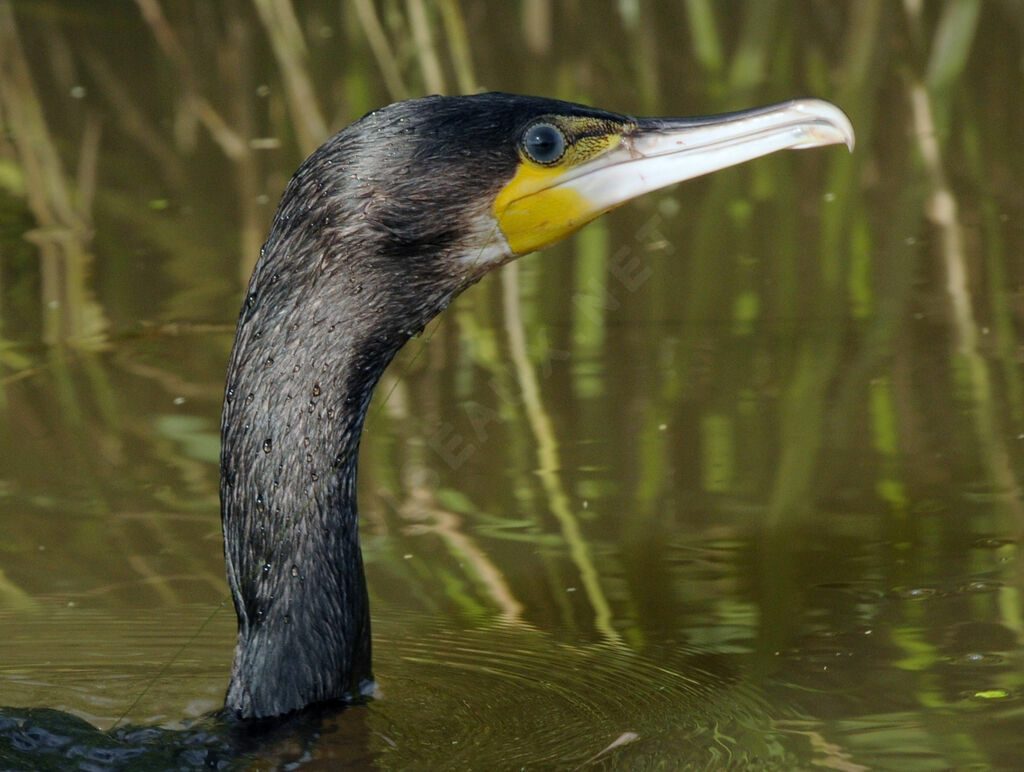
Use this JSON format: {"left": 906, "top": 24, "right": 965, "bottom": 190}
{"left": 494, "top": 98, "right": 855, "bottom": 255}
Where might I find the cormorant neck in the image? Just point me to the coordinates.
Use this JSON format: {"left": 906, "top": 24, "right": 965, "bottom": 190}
{"left": 218, "top": 101, "right": 512, "bottom": 718}
{"left": 219, "top": 168, "right": 469, "bottom": 720}
{"left": 220, "top": 277, "right": 399, "bottom": 718}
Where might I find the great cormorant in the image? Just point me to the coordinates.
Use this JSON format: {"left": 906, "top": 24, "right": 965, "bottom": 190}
{"left": 220, "top": 92, "right": 854, "bottom": 719}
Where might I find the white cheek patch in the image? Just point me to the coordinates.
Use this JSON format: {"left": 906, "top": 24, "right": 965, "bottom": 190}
{"left": 450, "top": 211, "right": 515, "bottom": 276}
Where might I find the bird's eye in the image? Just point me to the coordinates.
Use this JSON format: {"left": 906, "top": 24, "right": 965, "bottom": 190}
{"left": 522, "top": 123, "right": 566, "bottom": 164}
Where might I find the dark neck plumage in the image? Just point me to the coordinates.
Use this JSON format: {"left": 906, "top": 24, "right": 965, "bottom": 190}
{"left": 219, "top": 130, "right": 470, "bottom": 718}
{"left": 220, "top": 302, "right": 381, "bottom": 718}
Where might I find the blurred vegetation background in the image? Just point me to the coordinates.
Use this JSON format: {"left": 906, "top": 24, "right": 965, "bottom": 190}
{"left": 0, "top": 0, "right": 1023, "bottom": 767}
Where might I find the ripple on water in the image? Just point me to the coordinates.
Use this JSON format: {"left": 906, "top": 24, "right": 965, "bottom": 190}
{"left": 359, "top": 616, "right": 798, "bottom": 769}
{"left": 1, "top": 608, "right": 805, "bottom": 768}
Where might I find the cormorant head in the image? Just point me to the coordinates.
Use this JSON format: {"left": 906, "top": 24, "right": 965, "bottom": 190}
{"left": 268, "top": 92, "right": 853, "bottom": 326}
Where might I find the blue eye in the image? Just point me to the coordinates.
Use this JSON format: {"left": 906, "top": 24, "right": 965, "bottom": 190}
{"left": 523, "top": 123, "right": 566, "bottom": 164}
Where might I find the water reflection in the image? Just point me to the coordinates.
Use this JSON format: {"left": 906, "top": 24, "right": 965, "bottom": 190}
{"left": 1, "top": 0, "right": 1023, "bottom": 768}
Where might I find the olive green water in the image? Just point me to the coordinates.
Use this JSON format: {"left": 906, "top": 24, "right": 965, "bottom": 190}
{"left": 1, "top": 1, "right": 1023, "bottom": 769}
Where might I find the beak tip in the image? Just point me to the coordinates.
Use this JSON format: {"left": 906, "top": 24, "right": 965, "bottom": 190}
{"left": 792, "top": 98, "right": 856, "bottom": 153}
{"left": 842, "top": 125, "right": 856, "bottom": 153}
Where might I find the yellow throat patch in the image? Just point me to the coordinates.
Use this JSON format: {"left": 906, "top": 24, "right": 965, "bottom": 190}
{"left": 492, "top": 117, "right": 629, "bottom": 255}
